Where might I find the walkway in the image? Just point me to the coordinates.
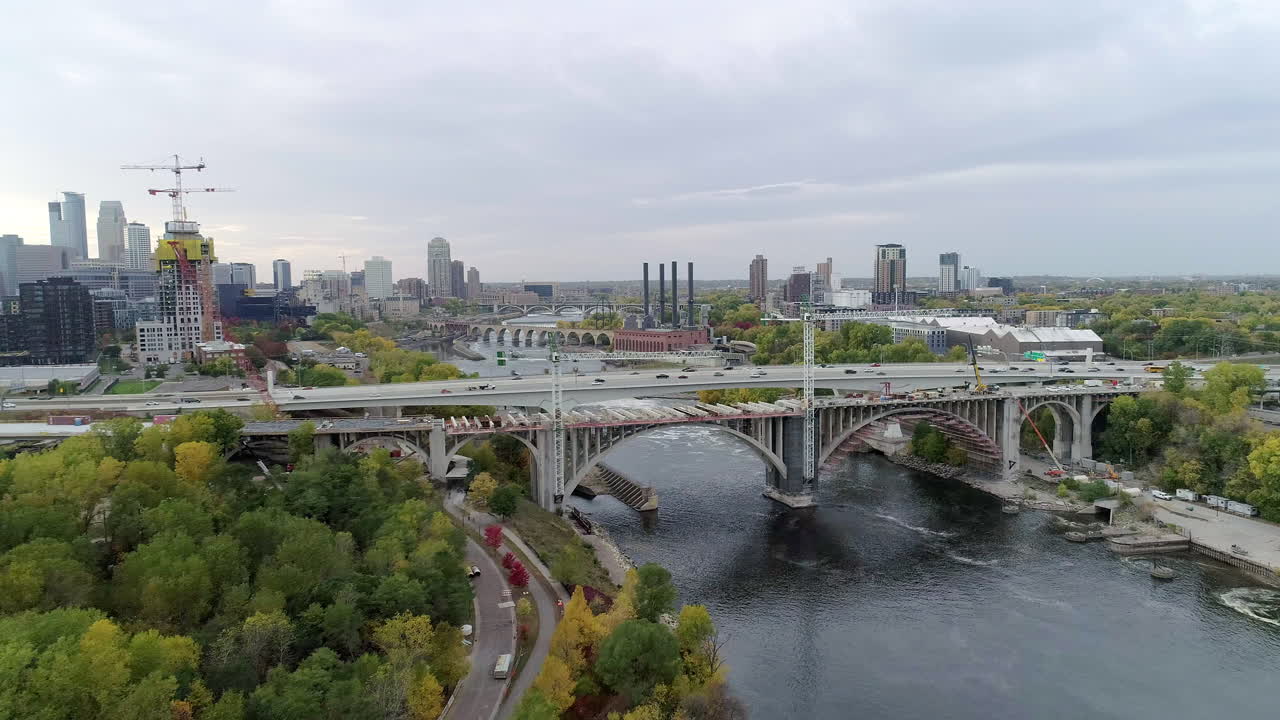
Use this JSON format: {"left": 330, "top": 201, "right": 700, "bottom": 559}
{"left": 443, "top": 536, "right": 514, "bottom": 720}
{"left": 443, "top": 492, "right": 566, "bottom": 720}
{"left": 1151, "top": 500, "right": 1280, "bottom": 572}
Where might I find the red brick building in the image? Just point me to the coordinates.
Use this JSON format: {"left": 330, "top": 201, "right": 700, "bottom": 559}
{"left": 612, "top": 327, "right": 710, "bottom": 352}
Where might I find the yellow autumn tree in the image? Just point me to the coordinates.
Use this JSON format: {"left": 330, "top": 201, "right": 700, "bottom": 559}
{"left": 468, "top": 472, "right": 498, "bottom": 507}
{"left": 407, "top": 672, "right": 444, "bottom": 720}
{"left": 600, "top": 568, "right": 638, "bottom": 634}
{"left": 548, "top": 586, "right": 605, "bottom": 674}
{"left": 174, "top": 441, "right": 219, "bottom": 486}
{"left": 532, "top": 655, "right": 576, "bottom": 711}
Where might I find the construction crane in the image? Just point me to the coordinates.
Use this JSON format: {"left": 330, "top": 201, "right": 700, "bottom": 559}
{"left": 121, "top": 155, "right": 234, "bottom": 221}
{"left": 965, "top": 338, "right": 988, "bottom": 393}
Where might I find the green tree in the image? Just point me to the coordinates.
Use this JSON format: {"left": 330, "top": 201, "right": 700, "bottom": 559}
{"left": 1246, "top": 434, "right": 1280, "bottom": 521}
{"left": 1162, "top": 361, "right": 1193, "bottom": 394}
{"left": 634, "top": 563, "right": 677, "bottom": 623}
{"left": 595, "top": 619, "right": 682, "bottom": 704}
{"left": 488, "top": 485, "right": 520, "bottom": 519}
{"left": 288, "top": 421, "right": 316, "bottom": 463}
{"left": 1201, "top": 363, "right": 1266, "bottom": 414}
{"left": 550, "top": 541, "right": 593, "bottom": 588}
{"left": 512, "top": 689, "right": 561, "bottom": 720}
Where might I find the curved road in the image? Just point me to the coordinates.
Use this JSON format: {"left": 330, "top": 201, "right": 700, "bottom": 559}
{"left": 445, "top": 536, "right": 514, "bottom": 720}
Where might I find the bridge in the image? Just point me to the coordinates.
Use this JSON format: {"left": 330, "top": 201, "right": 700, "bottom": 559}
{"left": 424, "top": 320, "right": 615, "bottom": 347}
{"left": 234, "top": 385, "right": 1140, "bottom": 511}
{"left": 489, "top": 302, "right": 645, "bottom": 316}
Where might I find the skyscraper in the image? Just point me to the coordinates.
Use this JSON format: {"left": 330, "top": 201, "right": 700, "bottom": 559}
{"left": 960, "top": 265, "right": 984, "bottom": 291}
{"left": 364, "top": 256, "right": 393, "bottom": 299}
{"left": 20, "top": 277, "right": 96, "bottom": 364}
{"left": 96, "top": 201, "right": 127, "bottom": 263}
{"left": 48, "top": 192, "right": 88, "bottom": 258}
{"left": 272, "top": 259, "right": 292, "bottom": 291}
{"left": 466, "top": 266, "right": 480, "bottom": 299}
{"left": 427, "top": 236, "right": 452, "bottom": 297}
{"left": 450, "top": 260, "right": 465, "bottom": 299}
{"left": 125, "top": 223, "right": 152, "bottom": 271}
{"left": 230, "top": 262, "right": 256, "bottom": 288}
{"left": 816, "top": 257, "right": 833, "bottom": 290}
{"left": 134, "top": 218, "right": 222, "bottom": 364}
{"left": 938, "top": 252, "right": 959, "bottom": 293}
{"left": 873, "top": 243, "right": 906, "bottom": 294}
{"left": 0, "top": 234, "right": 22, "bottom": 297}
{"left": 748, "top": 254, "right": 768, "bottom": 304}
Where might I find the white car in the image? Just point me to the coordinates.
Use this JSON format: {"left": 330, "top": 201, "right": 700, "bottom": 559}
{"left": 1151, "top": 490, "right": 1173, "bottom": 501}
{"left": 144, "top": 401, "right": 160, "bottom": 406}
{"left": 750, "top": 372, "right": 763, "bottom": 378}
{"left": 1, "top": 401, "right": 14, "bottom": 409}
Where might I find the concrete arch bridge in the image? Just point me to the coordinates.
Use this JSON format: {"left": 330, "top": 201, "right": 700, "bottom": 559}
{"left": 424, "top": 320, "right": 614, "bottom": 347}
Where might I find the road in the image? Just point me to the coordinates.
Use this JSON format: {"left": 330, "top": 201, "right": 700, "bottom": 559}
{"left": 3, "top": 359, "right": 1231, "bottom": 413}
{"left": 1150, "top": 499, "right": 1280, "bottom": 572}
{"left": 446, "top": 536, "right": 514, "bottom": 720}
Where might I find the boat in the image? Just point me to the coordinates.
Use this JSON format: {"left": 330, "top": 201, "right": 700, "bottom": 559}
{"left": 1231, "top": 544, "right": 1249, "bottom": 556}
{"left": 1065, "top": 531, "right": 1088, "bottom": 543}
{"left": 1150, "top": 566, "right": 1176, "bottom": 580}
{"left": 1001, "top": 504, "right": 1020, "bottom": 514}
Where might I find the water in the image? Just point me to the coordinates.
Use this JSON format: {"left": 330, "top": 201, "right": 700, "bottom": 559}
{"left": 568, "top": 422, "right": 1280, "bottom": 720}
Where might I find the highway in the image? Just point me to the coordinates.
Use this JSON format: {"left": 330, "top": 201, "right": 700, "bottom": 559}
{"left": 3, "top": 360, "right": 1268, "bottom": 413}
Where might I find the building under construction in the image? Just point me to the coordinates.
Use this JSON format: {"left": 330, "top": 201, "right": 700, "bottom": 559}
{"left": 135, "top": 219, "right": 223, "bottom": 364}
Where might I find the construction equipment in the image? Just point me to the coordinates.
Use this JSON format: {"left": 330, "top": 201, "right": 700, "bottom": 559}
{"left": 1014, "top": 397, "right": 1065, "bottom": 475}
{"left": 121, "top": 155, "right": 234, "bottom": 221}
{"left": 966, "top": 338, "right": 987, "bottom": 393}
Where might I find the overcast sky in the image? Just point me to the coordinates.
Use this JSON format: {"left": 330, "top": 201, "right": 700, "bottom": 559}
{"left": 2, "top": 1, "right": 1276, "bottom": 282}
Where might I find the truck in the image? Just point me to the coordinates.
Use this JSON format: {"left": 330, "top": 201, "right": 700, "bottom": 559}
{"left": 492, "top": 653, "right": 512, "bottom": 679}
{"left": 47, "top": 415, "right": 91, "bottom": 426}
{"left": 1175, "top": 489, "right": 1198, "bottom": 502}
{"left": 1204, "top": 494, "right": 1228, "bottom": 509}
{"left": 1227, "top": 501, "right": 1259, "bottom": 517}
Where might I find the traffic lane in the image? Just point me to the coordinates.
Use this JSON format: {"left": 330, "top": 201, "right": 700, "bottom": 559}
{"left": 498, "top": 557, "right": 559, "bottom": 720}
{"left": 447, "top": 538, "right": 514, "bottom": 720}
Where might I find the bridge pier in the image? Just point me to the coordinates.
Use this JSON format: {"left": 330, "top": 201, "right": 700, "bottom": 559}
{"left": 1001, "top": 399, "right": 1021, "bottom": 479}
{"left": 762, "top": 415, "right": 815, "bottom": 508}
{"left": 427, "top": 421, "right": 449, "bottom": 481}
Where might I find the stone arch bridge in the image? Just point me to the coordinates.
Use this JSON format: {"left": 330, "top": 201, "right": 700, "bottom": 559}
{"left": 425, "top": 320, "right": 614, "bottom": 347}
{"left": 241, "top": 386, "right": 1137, "bottom": 512}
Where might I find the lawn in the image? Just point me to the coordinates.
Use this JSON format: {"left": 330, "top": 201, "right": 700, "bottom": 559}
{"left": 106, "top": 379, "right": 162, "bottom": 395}
{"left": 507, "top": 498, "right": 616, "bottom": 592}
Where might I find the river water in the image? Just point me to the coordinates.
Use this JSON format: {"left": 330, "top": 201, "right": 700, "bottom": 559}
{"left": 567, "top": 420, "right": 1280, "bottom": 720}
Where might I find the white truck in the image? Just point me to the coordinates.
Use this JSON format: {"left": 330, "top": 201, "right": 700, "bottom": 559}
{"left": 1175, "top": 489, "right": 1198, "bottom": 502}
{"left": 1205, "top": 495, "right": 1228, "bottom": 509}
{"left": 1227, "top": 501, "right": 1259, "bottom": 517}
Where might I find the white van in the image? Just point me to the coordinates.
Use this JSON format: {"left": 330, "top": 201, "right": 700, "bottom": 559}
{"left": 1151, "top": 489, "right": 1173, "bottom": 501}
{"left": 493, "top": 653, "right": 512, "bottom": 679}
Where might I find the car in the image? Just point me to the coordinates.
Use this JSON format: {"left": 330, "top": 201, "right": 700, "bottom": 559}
{"left": 677, "top": 375, "right": 688, "bottom": 379}
{"left": 1010, "top": 366, "right": 1020, "bottom": 370}
{"left": 875, "top": 371, "right": 887, "bottom": 376}
{"left": 292, "top": 394, "right": 306, "bottom": 400}
{"left": 370, "top": 392, "right": 382, "bottom": 397}
{"left": 847, "top": 369, "right": 860, "bottom": 375}
{"left": 722, "top": 366, "right": 734, "bottom": 371}
{"left": 1151, "top": 489, "right": 1173, "bottom": 501}
{"left": 144, "top": 401, "right": 160, "bottom": 406}
{"left": 656, "top": 373, "right": 670, "bottom": 379}
{"left": 756, "top": 370, "right": 768, "bottom": 376}
{"left": 1062, "top": 368, "right": 1075, "bottom": 373}
{"left": 630, "top": 371, "right": 640, "bottom": 375}
{"left": 592, "top": 378, "right": 606, "bottom": 384}
{"left": 681, "top": 367, "right": 697, "bottom": 372}
{"left": 511, "top": 375, "right": 523, "bottom": 380}
{"left": 750, "top": 372, "right": 763, "bottom": 378}
{"left": 0, "top": 401, "right": 14, "bottom": 409}
{"left": 1022, "top": 367, "right": 1034, "bottom": 372}
{"left": 1106, "top": 361, "right": 1116, "bottom": 365}
{"left": 818, "top": 363, "right": 830, "bottom": 368}
{"left": 1116, "top": 367, "right": 1126, "bottom": 372}
{"left": 440, "top": 389, "right": 452, "bottom": 394}
{"left": 235, "top": 396, "right": 251, "bottom": 401}
{"left": 303, "top": 386, "right": 316, "bottom": 390}
{"left": 467, "top": 565, "right": 481, "bottom": 578}
{"left": 870, "top": 363, "right": 882, "bottom": 367}
{"left": 179, "top": 397, "right": 201, "bottom": 403}
{"left": 954, "top": 368, "right": 964, "bottom": 373}
{"left": 713, "top": 371, "right": 724, "bottom": 376}
{"left": 1088, "top": 367, "right": 1100, "bottom": 373}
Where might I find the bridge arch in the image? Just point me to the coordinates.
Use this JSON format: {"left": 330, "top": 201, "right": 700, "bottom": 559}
{"left": 1022, "top": 399, "right": 1081, "bottom": 459}
{"left": 564, "top": 422, "right": 787, "bottom": 498}
{"left": 819, "top": 406, "right": 1001, "bottom": 466}
{"left": 446, "top": 433, "right": 541, "bottom": 484}
{"left": 342, "top": 435, "right": 428, "bottom": 461}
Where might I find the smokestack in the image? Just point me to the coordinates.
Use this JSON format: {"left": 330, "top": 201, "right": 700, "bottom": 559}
{"left": 642, "top": 262, "right": 650, "bottom": 319}
{"left": 671, "top": 261, "right": 678, "bottom": 327}
{"left": 658, "top": 263, "right": 666, "bottom": 326}
{"left": 687, "top": 262, "right": 694, "bottom": 328}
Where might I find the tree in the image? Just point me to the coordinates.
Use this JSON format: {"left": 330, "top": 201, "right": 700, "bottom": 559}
{"left": 1246, "top": 434, "right": 1280, "bottom": 521}
{"left": 944, "top": 446, "right": 969, "bottom": 467}
{"left": 502, "top": 551, "right": 517, "bottom": 569}
{"left": 174, "top": 441, "right": 219, "bottom": 486}
{"left": 407, "top": 673, "right": 443, "bottom": 720}
{"left": 288, "top": 421, "right": 316, "bottom": 462}
{"left": 550, "top": 541, "right": 593, "bottom": 588}
{"left": 516, "top": 597, "right": 534, "bottom": 620}
{"left": 681, "top": 682, "right": 748, "bottom": 720}
{"left": 595, "top": 619, "right": 682, "bottom": 704}
{"left": 93, "top": 417, "right": 143, "bottom": 462}
{"left": 1201, "top": 363, "right": 1266, "bottom": 414}
{"left": 532, "top": 655, "right": 575, "bottom": 711}
{"left": 1162, "top": 361, "right": 1193, "bottom": 394}
{"left": 468, "top": 472, "right": 498, "bottom": 507}
{"left": 484, "top": 525, "right": 504, "bottom": 549}
{"left": 675, "top": 605, "right": 714, "bottom": 656}
{"left": 634, "top": 563, "right": 677, "bottom": 622}
{"left": 548, "top": 586, "right": 604, "bottom": 674}
{"left": 512, "top": 689, "right": 561, "bottom": 720}
{"left": 509, "top": 562, "right": 530, "bottom": 588}
{"left": 489, "top": 485, "right": 520, "bottom": 519}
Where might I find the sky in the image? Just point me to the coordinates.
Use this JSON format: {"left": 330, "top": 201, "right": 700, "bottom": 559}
{"left": 2, "top": 1, "right": 1277, "bottom": 282}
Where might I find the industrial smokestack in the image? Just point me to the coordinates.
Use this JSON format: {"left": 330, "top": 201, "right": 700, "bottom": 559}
{"left": 642, "top": 262, "right": 650, "bottom": 319}
{"left": 671, "top": 261, "right": 678, "bottom": 327}
{"left": 658, "top": 263, "right": 666, "bottom": 326}
{"left": 687, "top": 262, "right": 694, "bottom": 328}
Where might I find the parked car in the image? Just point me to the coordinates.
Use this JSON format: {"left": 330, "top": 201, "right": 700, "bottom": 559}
{"left": 467, "top": 565, "right": 482, "bottom": 578}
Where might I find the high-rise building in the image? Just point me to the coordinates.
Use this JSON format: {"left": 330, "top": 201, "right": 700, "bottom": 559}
{"left": 987, "top": 277, "right": 1014, "bottom": 295}
{"left": 125, "top": 223, "right": 152, "bottom": 271}
{"left": 939, "top": 252, "right": 959, "bottom": 293}
{"left": 272, "top": 259, "right": 292, "bottom": 291}
{"left": 20, "top": 277, "right": 96, "bottom": 364}
{"left": 450, "top": 260, "right": 465, "bottom": 299}
{"left": 134, "top": 219, "right": 223, "bottom": 364}
{"left": 873, "top": 244, "right": 906, "bottom": 295}
{"left": 785, "top": 267, "right": 813, "bottom": 303}
{"left": 349, "top": 270, "right": 365, "bottom": 297}
{"left": 15, "top": 245, "right": 71, "bottom": 286}
{"left": 364, "top": 256, "right": 393, "bottom": 299}
{"left": 396, "top": 277, "right": 427, "bottom": 299}
{"left": 960, "top": 265, "right": 984, "bottom": 291}
{"left": 427, "top": 236, "right": 452, "bottom": 297}
{"left": 0, "top": 234, "right": 22, "bottom": 296}
{"left": 96, "top": 201, "right": 127, "bottom": 263}
{"left": 322, "top": 270, "right": 351, "bottom": 298}
{"left": 48, "top": 192, "right": 88, "bottom": 258}
{"left": 230, "top": 262, "right": 256, "bottom": 288}
{"left": 816, "top": 257, "right": 833, "bottom": 292}
{"left": 748, "top": 254, "right": 768, "bottom": 304}
{"left": 466, "top": 266, "right": 480, "bottom": 299}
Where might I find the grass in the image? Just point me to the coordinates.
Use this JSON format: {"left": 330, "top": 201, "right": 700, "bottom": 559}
{"left": 507, "top": 498, "right": 616, "bottom": 592}
{"left": 107, "top": 379, "right": 162, "bottom": 395}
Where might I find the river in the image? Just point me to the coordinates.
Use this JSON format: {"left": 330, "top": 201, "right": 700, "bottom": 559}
{"left": 567, "top": 419, "right": 1280, "bottom": 720}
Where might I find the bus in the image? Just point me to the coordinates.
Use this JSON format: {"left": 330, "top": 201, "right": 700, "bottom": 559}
{"left": 1145, "top": 366, "right": 1166, "bottom": 373}
{"left": 493, "top": 653, "right": 512, "bottom": 679}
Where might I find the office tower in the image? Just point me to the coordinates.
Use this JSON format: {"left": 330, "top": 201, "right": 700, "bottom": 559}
{"left": 427, "top": 236, "right": 452, "bottom": 297}
{"left": 273, "top": 259, "right": 292, "bottom": 290}
{"left": 134, "top": 218, "right": 223, "bottom": 364}
{"left": 21, "top": 277, "right": 96, "bottom": 364}
{"left": 349, "top": 270, "right": 365, "bottom": 296}
{"left": 396, "top": 277, "right": 426, "bottom": 299}
{"left": 322, "top": 270, "right": 351, "bottom": 298}
{"left": 466, "top": 266, "right": 480, "bottom": 299}
{"left": 230, "top": 262, "right": 256, "bottom": 287}
{"left": 14, "top": 245, "right": 71, "bottom": 286}
{"left": 960, "top": 265, "right": 984, "bottom": 291}
{"left": 786, "top": 267, "right": 813, "bottom": 303}
{"left": 450, "top": 260, "right": 465, "bottom": 299}
{"left": 816, "top": 257, "right": 833, "bottom": 291}
{"left": 939, "top": 252, "right": 959, "bottom": 293}
{"left": 126, "top": 223, "right": 152, "bottom": 270}
{"left": 0, "top": 234, "right": 21, "bottom": 296}
{"left": 873, "top": 243, "right": 906, "bottom": 294}
{"left": 364, "top": 256, "right": 393, "bottom": 299}
{"left": 96, "top": 201, "right": 127, "bottom": 263}
{"left": 48, "top": 192, "right": 88, "bottom": 258}
{"left": 212, "top": 263, "right": 232, "bottom": 285}
{"left": 749, "top": 254, "right": 768, "bottom": 304}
